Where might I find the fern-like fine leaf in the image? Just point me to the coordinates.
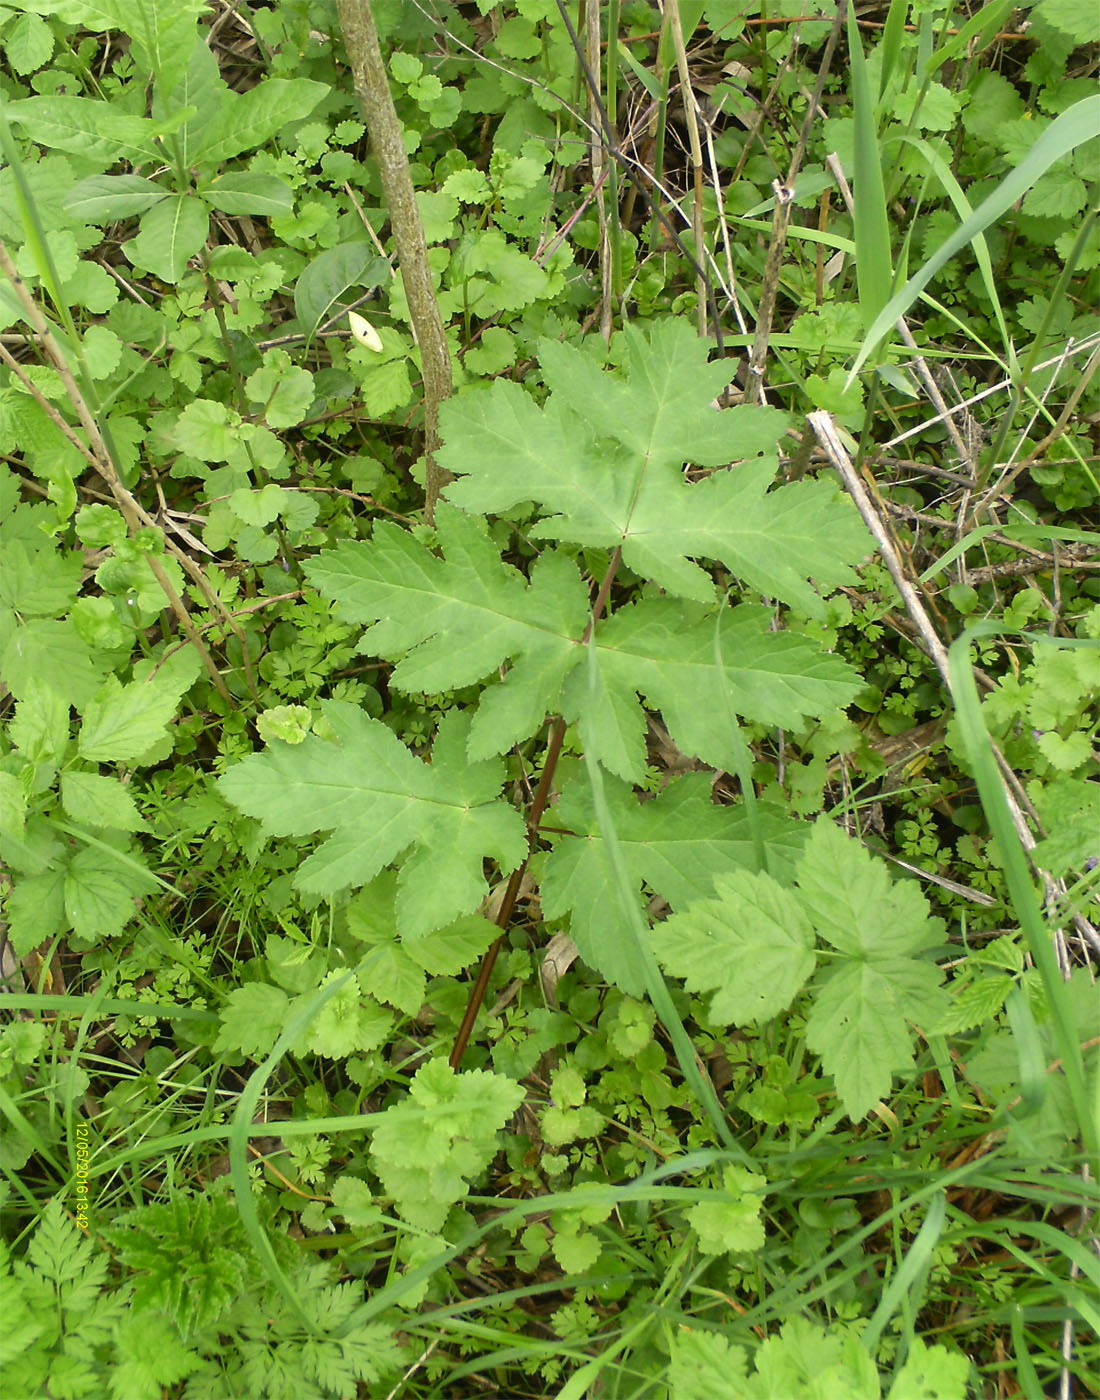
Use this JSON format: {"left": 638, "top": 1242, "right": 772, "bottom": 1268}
{"left": 218, "top": 704, "right": 526, "bottom": 935}
{"left": 439, "top": 318, "right": 870, "bottom": 614}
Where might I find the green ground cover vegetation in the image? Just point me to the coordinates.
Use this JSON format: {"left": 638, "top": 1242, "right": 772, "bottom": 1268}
{"left": 0, "top": 0, "right": 1097, "bottom": 1395}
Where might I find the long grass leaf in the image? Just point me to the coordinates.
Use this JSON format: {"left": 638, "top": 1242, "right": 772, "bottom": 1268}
{"left": 861, "top": 1189, "right": 946, "bottom": 1353}
{"left": 947, "top": 623, "right": 1097, "bottom": 1162}
{"left": 849, "top": 97, "right": 1100, "bottom": 382}
{"left": 584, "top": 637, "right": 749, "bottom": 1161}
{"left": 847, "top": 6, "right": 893, "bottom": 335}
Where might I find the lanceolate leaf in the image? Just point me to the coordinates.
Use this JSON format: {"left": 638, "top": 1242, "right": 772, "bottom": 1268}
{"left": 439, "top": 319, "right": 870, "bottom": 614}
{"left": 64, "top": 174, "right": 168, "bottom": 221}
{"left": 218, "top": 704, "right": 526, "bottom": 937}
{"left": 124, "top": 194, "right": 208, "bottom": 283}
{"left": 200, "top": 172, "right": 294, "bottom": 217}
{"left": 294, "top": 242, "right": 389, "bottom": 341}
{"left": 190, "top": 78, "right": 328, "bottom": 166}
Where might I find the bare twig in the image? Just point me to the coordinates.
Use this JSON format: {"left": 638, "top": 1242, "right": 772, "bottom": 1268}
{"left": 809, "top": 409, "right": 1090, "bottom": 966}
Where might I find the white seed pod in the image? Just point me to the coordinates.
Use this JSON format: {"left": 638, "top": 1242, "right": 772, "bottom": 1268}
{"left": 348, "top": 310, "right": 383, "bottom": 353}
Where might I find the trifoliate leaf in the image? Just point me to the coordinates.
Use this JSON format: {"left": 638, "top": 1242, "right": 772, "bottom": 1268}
{"left": 61, "top": 772, "right": 146, "bottom": 831}
{"left": 440, "top": 318, "right": 869, "bottom": 614}
{"left": 797, "top": 822, "right": 948, "bottom": 1119}
{"left": 654, "top": 870, "right": 816, "bottom": 1025}
{"left": 64, "top": 844, "right": 157, "bottom": 948}
{"left": 78, "top": 670, "right": 190, "bottom": 764}
{"left": 795, "top": 819, "right": 945, "bottom": 961}
{"left": 218, "top": 702, "right": 526, "bottom": 936}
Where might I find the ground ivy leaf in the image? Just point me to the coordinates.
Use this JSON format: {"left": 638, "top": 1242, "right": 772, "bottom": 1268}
{"left": 218, "top": 702, "right": 525, "bottom": 936}
{"left": 440, "top": 318, "right": 869, "bottom": 612}
{"left": 686, "top": 1166, "right": 766, "bottom": 1256}
{"left": 653, "top": 870, "right": 817, "bottom": 1025}
{"left": 542, "top": 773, "right": 803, "bottom": 995}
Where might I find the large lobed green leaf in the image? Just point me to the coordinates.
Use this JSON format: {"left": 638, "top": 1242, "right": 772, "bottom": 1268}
{"left": 217, "top": 703, "right": 527, "bottom": 937}
{"left": 541, "top": 773, "right": 805, "bottom": 996}
{"left": 306, "top": 504, "right": 862, "bottom": 782}
{"left": 439, "top": 319, "right": 870, "bottom": 614}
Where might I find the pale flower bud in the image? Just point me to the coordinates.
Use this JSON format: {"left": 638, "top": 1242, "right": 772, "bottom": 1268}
{"left": 348, "top": 310, "right": 383, "bottom": 352}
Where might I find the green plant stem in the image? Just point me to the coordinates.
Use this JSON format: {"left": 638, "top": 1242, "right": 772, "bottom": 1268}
{"left": 336, "top": 0, "right": 453, "bottom": 523}
{"left": 449, "top": 547, "right": 625, "bottom": 1070}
